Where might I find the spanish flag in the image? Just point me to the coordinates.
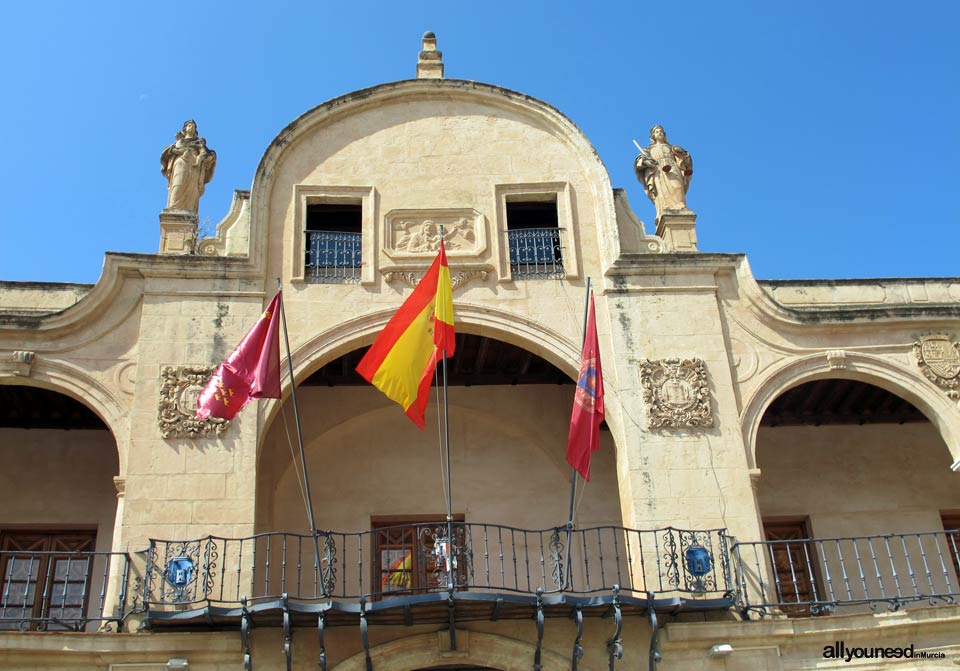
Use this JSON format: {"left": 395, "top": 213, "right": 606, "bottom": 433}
{"left": 356, "top": 242, "right": 455, "bottom": 428}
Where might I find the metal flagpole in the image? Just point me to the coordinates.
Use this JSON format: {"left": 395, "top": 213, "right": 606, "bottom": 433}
{"left": 442, "top": 347, "right": 454, "bottom": 589}
{"left": 564, "top": 277, "right": 592, "bottom": 589}
{"left": 276, "top": 279, "right": 325, "bottom": 590}
{"left": 437, "top": 228, "right": 456, "bottom": 593}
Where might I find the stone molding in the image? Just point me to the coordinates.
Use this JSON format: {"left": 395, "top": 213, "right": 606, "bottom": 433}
{"left": 158, "top": 365, "right": 229, "bottom": 438}
{"left": 915, "top": 334, "right": 960, "bottom": 400}
{"left": 382, "top": 267, "right": 489, "bottom": 290}
{"left": 638, "top": 357, "right": 714, "bottom": 428}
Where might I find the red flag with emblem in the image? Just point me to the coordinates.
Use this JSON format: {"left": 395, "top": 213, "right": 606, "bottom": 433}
{"left": 566, "top": 293, "right": 604, "bottom": 481}
{"left": 196, "top": 292, "right": 282, "bottom": 420}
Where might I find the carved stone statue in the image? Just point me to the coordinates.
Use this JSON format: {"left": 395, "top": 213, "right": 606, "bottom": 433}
{"left": 160, "top": 120, "right": 217, "bottom": 213}
{"left": 634, "top": 125, "right": 693, "bottom": 219}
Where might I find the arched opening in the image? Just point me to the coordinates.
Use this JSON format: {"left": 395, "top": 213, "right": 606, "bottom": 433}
{"left": 752, "top": 378, "right": 960, "bottom": 614}
{"left": 258, "top": 333, "right": 620, "bottom": 533}
{"left": 254, "top": 333, "right": 621, "bottom": 597}
{"left": 0, "top": 384, "right": 120, "bottom": 630}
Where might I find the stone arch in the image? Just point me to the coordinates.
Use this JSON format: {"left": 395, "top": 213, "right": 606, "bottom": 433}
{"left": 1, "top": 359, "right": 128, "bottom": 474}
{"left": 741, "top": 351, "right": 960, "bottom": 470}
{"left": 257, "top": 302, "right": 585, "bottom": 459}
{"left": 254, "top": 302, "right": 623, "bottom": 535}
{"left": 332, "top": 630, "right": 578, "bottom": 671}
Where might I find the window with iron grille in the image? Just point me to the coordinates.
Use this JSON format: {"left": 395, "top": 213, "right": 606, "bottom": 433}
{"left": 305, "top": 203, "right": 362, "bottom": 283}
{"left": 506, "top": 198, "right": 564, "bottom": 280}
{"left": 371, "top": 517, "right": 467, "bottom": 597}
{"left": 0, "top": 530, "right": 96, "bottom": 630}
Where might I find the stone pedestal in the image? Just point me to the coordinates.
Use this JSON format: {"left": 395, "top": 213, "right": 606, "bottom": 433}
{"left": 159, "top": 210, "right": 198, "bottom": 255}
{"left": 655, "top": 210, "right": 698, "bottom": 252}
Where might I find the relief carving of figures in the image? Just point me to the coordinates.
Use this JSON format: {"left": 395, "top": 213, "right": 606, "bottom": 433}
{"left": 395, "top": 219, "right": 475, "bottom": 253}
{"left": 158, "top": 365, "right": 229, "bottom": 438}
{"left": 638, "top": 358, "right": 714, "bottom": 428}
{"left": 635, "top": 125, "right": 693, "bottom": 218}
{"left": 914, "top": 335, "right": 960, "bottom": 400}
{"left": 160, "top": 120, "right": 217, "bottom": 213}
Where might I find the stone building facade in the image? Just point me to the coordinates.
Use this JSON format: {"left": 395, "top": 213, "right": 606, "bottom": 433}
{"left": 1, "top": 34, "right": 959, "bottom": 671}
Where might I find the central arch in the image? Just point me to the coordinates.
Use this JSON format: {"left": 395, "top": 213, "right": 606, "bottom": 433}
{"left": 332, "top": 631, "right": 575, "bottom": 671}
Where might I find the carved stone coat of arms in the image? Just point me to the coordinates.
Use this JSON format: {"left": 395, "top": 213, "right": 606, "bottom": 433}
{"left": 915, "top": 335, "right": 960, "bottom": 400}
{"left": 638, "top": 358, "right": 714, "bottom": 429}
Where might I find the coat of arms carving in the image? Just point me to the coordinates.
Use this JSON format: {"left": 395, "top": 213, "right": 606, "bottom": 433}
{"left": 638, "top": 358, "right": 714, "bottom": 429}
{"left": 158, "top": 365, "right": 230, "bottom": 438}
{"left": 914, "top": 335, "right": 960, "bottom": 400}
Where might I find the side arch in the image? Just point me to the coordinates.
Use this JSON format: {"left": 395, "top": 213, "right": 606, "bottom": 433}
{"left": 331, "top": 630, "right": 579, "bottom": 671}
{"left": 1, "top": 359, "right": 129, "bottom": 474}
{"left": 741, "top": 351, "right": 960, "bottom": 471}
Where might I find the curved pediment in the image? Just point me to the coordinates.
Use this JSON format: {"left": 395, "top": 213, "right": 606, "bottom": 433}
{"left": 246, "top": 78, "right": 626, "bottom": 282}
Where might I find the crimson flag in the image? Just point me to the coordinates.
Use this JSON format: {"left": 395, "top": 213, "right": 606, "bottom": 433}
{"left": 196, "top": 292, "right": 282, "bottom": 420}
{"left": 566, "top": 293, "right": 604, "bottom": 481}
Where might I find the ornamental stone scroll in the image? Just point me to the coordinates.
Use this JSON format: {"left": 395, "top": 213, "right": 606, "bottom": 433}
{"left": 638, "top": 358, "right": 714, "bottom": 429}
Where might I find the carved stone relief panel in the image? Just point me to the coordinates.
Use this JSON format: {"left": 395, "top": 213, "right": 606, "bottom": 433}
{"left": 384, "top": 209, "right": 485, "bottom": 259}
{"left": 638, "top": 358, "right": 714, "bottom": 428}
{"left": 158, "top": 365, "right": 229, "bottom": 438}
{"left": 915, "top": 335, "right": 960, "bottom": 400}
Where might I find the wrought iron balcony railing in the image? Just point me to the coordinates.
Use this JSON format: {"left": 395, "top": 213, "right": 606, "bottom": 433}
{"left": 0, "top": 550, "right": 141, "bottom": 631}
{"left": 732, "top": 529, "right": 960, "bottom": 616}
{"left": 143, "top": 524, "right": 733, "bottom": 612}
{"left": 305, "top": 230, "right": 362, "bottom": 283}
{"left": 507, "top": 228, "right": 564, "bottom": 279}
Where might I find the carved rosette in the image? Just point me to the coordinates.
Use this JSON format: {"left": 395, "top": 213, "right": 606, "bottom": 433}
{"left": 638, "top": 358, "right": 714, "bottom": 429}
{"left": 914, "top": 335, "right": 960, "bottom": 400}
{"left": 158, "top": 365, "right": 229, "bottom": 438}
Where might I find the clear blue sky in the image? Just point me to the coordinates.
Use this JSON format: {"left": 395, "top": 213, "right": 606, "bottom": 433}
{"left": 1, "top": 1, "right": 956, "bottom": 284}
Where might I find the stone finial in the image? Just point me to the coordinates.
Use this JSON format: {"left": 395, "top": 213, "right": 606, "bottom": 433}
{"left": 417, "top": 31, "right": 444, "bottom": 79}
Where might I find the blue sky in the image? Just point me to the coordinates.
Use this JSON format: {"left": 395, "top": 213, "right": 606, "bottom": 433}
{"left": 1, "top": 1, "right": 956, "bottom": 284}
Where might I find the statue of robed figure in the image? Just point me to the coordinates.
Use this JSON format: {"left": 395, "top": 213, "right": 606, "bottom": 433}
{"left": 161, "top": 120, "right": 217, "bottom": 213}
{"left": 635, "top": 125, "right": 693, "bottom": 219}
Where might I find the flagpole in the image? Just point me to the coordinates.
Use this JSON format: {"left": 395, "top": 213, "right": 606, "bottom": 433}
{"left": 564, "top": 277, "right": 592, "bottom": 589}
{"left": 276, "top": 280, "right": 326, "bottom": 590}
{"left": 437, "top": 229, "right": 456, "bottom": 594}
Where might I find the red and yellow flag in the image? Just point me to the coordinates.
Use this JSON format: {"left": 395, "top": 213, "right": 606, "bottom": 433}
{"left": 356, "top": 242, "right": 455, "bottom": 428}
{"left": 196, "top": 292, "right": 282, "bottom": 420}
